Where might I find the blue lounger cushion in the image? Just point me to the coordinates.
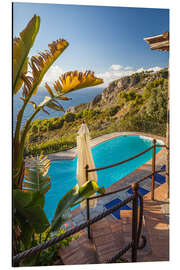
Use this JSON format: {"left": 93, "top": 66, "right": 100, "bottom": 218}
{"left": 149, "top": 174, "right": 166, "bottom": 184}
{"left": 160, "top": 165, "right": 166, "bottom": 171}
{"left": 104, "top": 198, "right": 131, "bottom": 220}
{"left": 127, "top": 186, "right": 149, "bottom": 196}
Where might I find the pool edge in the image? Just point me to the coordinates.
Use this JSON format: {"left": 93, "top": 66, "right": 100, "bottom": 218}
{"left": 47, "top": 131, "right": 165, "bottom": 161}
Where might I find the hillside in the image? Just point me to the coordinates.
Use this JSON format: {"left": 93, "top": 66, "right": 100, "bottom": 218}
{"left": 25, "top": 68, "right": 168, "bottom": 156}
{"left": 68, "top": 68, "right": 168, "bottom": 112}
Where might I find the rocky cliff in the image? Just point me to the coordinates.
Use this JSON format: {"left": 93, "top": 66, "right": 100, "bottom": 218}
{"left": 67, "top": 68, "right": 168, "bottom": 113}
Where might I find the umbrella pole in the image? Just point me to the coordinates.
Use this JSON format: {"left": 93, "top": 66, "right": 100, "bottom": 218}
{"left": 85, "top": 164, "right": 89, "bottom": 181}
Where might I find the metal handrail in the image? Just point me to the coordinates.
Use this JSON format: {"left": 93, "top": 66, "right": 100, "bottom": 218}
{"left": 13, "top": 194, "right": 135, "bottom": 265}
{"left": 87, "top": 168, "right": 165, "bottom": 201}
{"left": 87, "top": 143, "right": 165, "bottom": 173}
{"left": 13, "top": 141, "right": 166, "bottom": 265}
{"left": 88, "top": 146, "right": 153, "bottom": 172}
{"left": 85, "top": 140, "right": 166, "bottom": 240}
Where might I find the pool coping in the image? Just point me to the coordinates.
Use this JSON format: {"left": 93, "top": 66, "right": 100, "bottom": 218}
{"left": 47, "top": 131, "right": 165, "bottom": 161}
{"left": 47, "top": 131, "right": 166, "bottom": 218}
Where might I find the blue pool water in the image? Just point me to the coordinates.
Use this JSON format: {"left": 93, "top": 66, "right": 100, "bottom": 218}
{"left": 44, "top": 135, "right": 162, "bottom": 221}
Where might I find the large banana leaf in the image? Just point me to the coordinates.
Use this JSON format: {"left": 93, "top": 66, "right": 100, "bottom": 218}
{"left": 19, "top": 217, "right": 34, "bottom": 250}
{"left": 38, "top": 71, "right": 103, "bottom": 114}
{"left": 13, "top": 14, "right": 40, "bottom": 94}
{"left": 21, "top": 39, "right": 69, "bottom": 98}
{"left": 13, "top": 190, "right": 49, "bottom": 234}
{"left": 23, "top": 155, "right": 51, "bottom": 195}
{"left": 60, "top": 70, "right": 103, "bottom": 93}
{"left": 50, "top": 180, "right": 105, "bottom": 235}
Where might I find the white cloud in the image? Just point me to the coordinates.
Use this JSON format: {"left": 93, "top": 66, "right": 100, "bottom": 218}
{"left": 136, "top": 67, "right": 145, "bottom": 73}
{"left": 110, "top": 64, "right": 123, "bottom": 71}
{"left": 136, "top": 66, "right": 162, "bottom": 73}
{"left": 124, "top": 66, "right": 133, "bottom": 70}
{"left": 96, "top": 65, "right": 163, "bottom": 88}
{"left": 147, "top": 66, "right": 162, "bottom": 72}
{"left": 41, "top": 65, "right": 63, "bottom": 87}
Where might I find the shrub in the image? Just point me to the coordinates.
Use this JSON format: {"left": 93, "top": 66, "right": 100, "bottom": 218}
{"left": 145, "top": 84, "right": 168, "bottom": 123}
{"left": 160, "top": 69, "right": 168, "bottom": 79}
{"left": 107, "top": 105, "right": 120, "bottom": 116}
{"left": 31, "top": 124, "right": 39, "bottom": 134}
{"left": 64, "top": 112, "right": 75, "bottom": 122}
{"left": 75, "top": 111, "right": 83, "bottom": 120}
{"left": 131, "top": 73, "right": 140, "bottom": 84}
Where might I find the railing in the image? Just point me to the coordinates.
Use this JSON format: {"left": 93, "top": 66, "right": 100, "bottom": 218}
{"left": 13, "top": 182, "right": 146, "bottom": 265}
{"left": 85, "top": 139, "right": 166, "bottom": 239}
{"left": 13, "top": 140, "right": 166, "bottom": 266}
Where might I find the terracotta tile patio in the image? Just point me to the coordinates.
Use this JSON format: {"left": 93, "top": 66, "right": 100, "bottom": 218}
{"left": 59, "top": 182, "right": 169, "bottom": 264}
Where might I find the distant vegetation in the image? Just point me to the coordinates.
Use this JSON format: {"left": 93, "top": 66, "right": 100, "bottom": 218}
{"left": 25, "top": 68, "right": 168, "bottom": 156}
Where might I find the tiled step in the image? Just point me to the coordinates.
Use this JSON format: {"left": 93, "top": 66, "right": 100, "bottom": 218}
{"left": 91, "top": 210, "right": 151, "bottom": 263}
{"left": 92, "top": 217, "right": 122, "bottom": 263}
{"left": 141, "top": 183, "right": 169, "bottom": 262}
{"left": 58, "top": 231, "right": 98, "bottom": 265}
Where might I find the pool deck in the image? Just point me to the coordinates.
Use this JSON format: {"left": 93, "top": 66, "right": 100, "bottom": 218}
{"left": 47, "top": 131, "right": 165, "bottom": 161}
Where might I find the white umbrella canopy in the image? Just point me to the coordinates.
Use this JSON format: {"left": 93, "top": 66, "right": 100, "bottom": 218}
{"left": 76, "top": 122, "right": 97, "bottom": 209}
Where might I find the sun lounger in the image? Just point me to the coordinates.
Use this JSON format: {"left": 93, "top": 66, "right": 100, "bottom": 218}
{"left": 160, "top": 164, "right": 166, "bottom": 171}
{"left": 149, "top": 173, "right": 166, "bottom": 184}
{"left": 104, "top": 198, "right": 131, "bottom": 220}
{"left": 127, "top": 186, "right": 149, "bottom": 196}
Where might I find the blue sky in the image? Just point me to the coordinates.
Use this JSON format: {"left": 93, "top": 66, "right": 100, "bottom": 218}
{"left": 13, "top": 2, "right": 169, "bottom": 87}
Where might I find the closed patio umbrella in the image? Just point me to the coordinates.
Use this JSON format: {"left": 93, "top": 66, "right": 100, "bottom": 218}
{"left": 76, "top": 122, "right": 97, "bottom": 209}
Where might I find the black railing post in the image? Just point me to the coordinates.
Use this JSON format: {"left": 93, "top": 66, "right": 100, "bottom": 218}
{"left": 131, "top": 183, "right": 139, "bottom": 262}
{"left": 85, "top": 164, "right": 91, "bottom": 239}
{"left": 151, "top": 139, "right": 156, "bottom": 200}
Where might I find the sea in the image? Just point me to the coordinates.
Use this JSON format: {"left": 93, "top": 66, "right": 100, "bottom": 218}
{"left": 13, "top": 87, "right": 103, "bottom": 132}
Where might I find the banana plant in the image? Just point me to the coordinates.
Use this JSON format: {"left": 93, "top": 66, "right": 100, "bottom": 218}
{"left": 13, "top": 14, "right": 103, "bottom": 189}
{"left": 14, "top": 154, "right": 105, "bottom": 255}
{"left": 13, "top": 15, "right": 104, "bottom": 259}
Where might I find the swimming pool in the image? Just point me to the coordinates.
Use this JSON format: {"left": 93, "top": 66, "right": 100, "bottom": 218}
{"left": 44, "top": 135, "right": 163, "bottom": 221}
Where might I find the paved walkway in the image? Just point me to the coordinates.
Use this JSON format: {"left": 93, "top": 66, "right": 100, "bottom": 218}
{"left": 141, "top": 183, "right": 169, "bottom": 262}
{"left": 58, "top": 231, "right": 98, "bottom": 265}
{"left": 59, "top": 182, "right": 169, "bottom": 264}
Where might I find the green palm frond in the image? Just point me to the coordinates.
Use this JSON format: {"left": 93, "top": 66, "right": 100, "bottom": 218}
{"left": 23, "top": 154, "right": 51, "bottom": 195}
